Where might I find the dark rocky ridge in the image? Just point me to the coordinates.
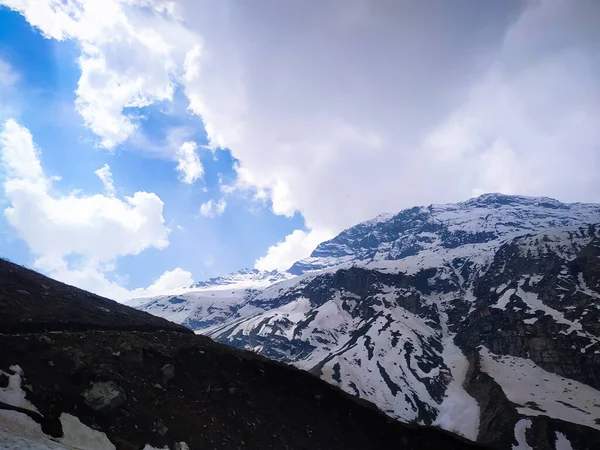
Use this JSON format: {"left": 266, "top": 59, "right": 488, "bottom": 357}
{"left": 0, "top": 258, "right": 482, "bottom": 450}
{"left": 0, "top": 259, "right": 191, "bottom": 335}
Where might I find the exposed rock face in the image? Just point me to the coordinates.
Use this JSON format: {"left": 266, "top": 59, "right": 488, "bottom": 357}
{"left": 82, "top": 381, "right": 127, "bottom": 413}
{"left": 134, "top": 194, "right": 600, "bottom": 449}
{"left": 0, "top": 257, "right": 480, "bottom": 450}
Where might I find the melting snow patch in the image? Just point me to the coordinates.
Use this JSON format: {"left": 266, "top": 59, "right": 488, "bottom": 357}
{"left": 480, "top": 346, "right": 600, "bottom": 431}
{"left": 59, "top": 413, "right": 116, "bottom": 449}
{"left": 0, "top": 365, "right": 116, "bottom": 449}
{"left": 555, "top": 432, "right": 574, "bottom": 450}
{"left": 0, "top": 428, "right": 66, "bottom": 449}
{"left": 512, "top": 419, "right": 532, "bottom": 450}
{"left": 0, "top": 365, "right": 38, "bottom": 411}
{"left": 495, "top": 288, "right": 513, "bottom": 310}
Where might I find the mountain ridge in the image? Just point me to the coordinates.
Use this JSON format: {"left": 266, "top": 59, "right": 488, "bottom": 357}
{"left": 129, "top": 194, "right": 600, "bottom": 449}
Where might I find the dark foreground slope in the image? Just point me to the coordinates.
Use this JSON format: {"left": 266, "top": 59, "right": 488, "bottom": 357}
{"left": 0, "top": 259, "right": 482, "bottom": 450}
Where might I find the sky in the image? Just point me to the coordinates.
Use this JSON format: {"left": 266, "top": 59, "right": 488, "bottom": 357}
{"left": 0, "top": 0, "right": 598, "bottom": 301}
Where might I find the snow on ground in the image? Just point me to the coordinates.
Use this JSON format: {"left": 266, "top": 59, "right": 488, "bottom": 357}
{"left": 58, "top": 413, "right": 116, "bottom": 449}
{"left": 515, "top": 226, "right": 600, "bottom": 261}
{"left": 363, "top": 241, "right": 497, "bottom": 277}
{"left": 494, "top": 277, "right": 599, "bottom": 347}
{"left": 512, "top": 419, "right": 533, "bottom": 450}
{"left": 480, "top": 346, "right": 600, "bottom": 431}
{"left": 0, "top": 428, "right": 67, "bottom": 450}
{"left": 0, "top": 411, "right": 67, "bottom": 450}
{"left": 303, "top": 292, "right": 443, "bottom": 422}
{"left": 0, "top": 366, "right": 116, "bottom": 450}
{"left": 555, "top": 432, "right": 574, "bottom": 450}
{"left": 433, "top": 313, "right": 480, "bottom": 441}
{"left": 0, "top": 365, "right": 38, "bottom": 411}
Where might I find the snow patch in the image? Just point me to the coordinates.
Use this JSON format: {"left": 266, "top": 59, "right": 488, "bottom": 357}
{"left": 480, "top": 346, "right": 600, "bottom": 431}
{"left": 512, "top": 419, "right": 532, "bottom": 450}
{"left": 555, "top": 432, "right": 574, "bottom": 450}
{"left": 0, "top": 365, "right": 116, "bottom": 450}
{"left": 59, "top": 413, "right": 116, "bottom": 450}
{"left": 0, "top": 365, "right": 38, "bottom": 411}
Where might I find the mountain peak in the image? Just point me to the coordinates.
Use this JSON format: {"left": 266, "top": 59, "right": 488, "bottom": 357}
{"left": 289, "top": 194, "right": 600, "bottom": 275}
{"left": 458, "top": 193, "right": 566, "bottom": 209}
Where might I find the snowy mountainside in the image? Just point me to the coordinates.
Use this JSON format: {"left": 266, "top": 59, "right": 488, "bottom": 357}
{"left": 125, "top": 269, "right": 293, "bottom": 330}
{"left": 289, "top": 193, "right": 600, "bottom": 274}
{"left": 190, "top": 268, "right": 292, "bottom": 289}
{"left": 131, "top": 194, "right": 600, "bottom": 449}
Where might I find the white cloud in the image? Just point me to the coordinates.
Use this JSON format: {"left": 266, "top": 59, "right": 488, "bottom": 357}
{"left": 254, "top": 228, "right": 334, "bottom": 272}
{"left": 5, "top": 0, "right": 600, "bottom": 266}
{"left": 0, "top": 119, "right": 182, "bottom": 300}
{"left": 175, "top": 141, "right": 203, "bottom": 184}
{"left": 94, "top": 163, "right": 116, "bottom": 196}
{"left": 135, "top": 267, "right": 193, "bottom": 297}
{"left": 177, "top": 0, "right": 600, "bottom": 234}
{"left": 199, "top": 198, "right": 226, "bottom": 218}
{"left": 1, "top": 0, "right": 199, "bottom": 148}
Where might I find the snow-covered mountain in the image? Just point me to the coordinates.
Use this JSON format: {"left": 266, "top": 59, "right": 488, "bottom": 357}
{"left": 129, "top": 194, "right": 600, "bottom": 449}
{"left": 124, "top": 269, "right": 293, "bottom": 331}
{"left": 190, "top": 268, "right": 292, "bottom": 289}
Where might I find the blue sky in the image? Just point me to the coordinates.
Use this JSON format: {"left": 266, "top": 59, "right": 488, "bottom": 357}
{"left": 0, "top": 1, "right": 598, "bottom": 299}
{"left": 0, "top": 6, "right": 306, "bottom": 293}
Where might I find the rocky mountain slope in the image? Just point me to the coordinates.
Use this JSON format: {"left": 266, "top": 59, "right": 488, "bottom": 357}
{"left": 0, "top": 257, "right": 481, "bottom": 449}
{"left": 130, "top": 194, "right": 600, "bottom": 449}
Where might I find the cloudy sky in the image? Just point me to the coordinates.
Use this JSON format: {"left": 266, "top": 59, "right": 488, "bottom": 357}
{"left": 0, "top": 0, "right": 598, "bottom": 300}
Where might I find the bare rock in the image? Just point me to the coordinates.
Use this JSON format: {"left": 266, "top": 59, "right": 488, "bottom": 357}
{"left": 162, "top": 363, "right": 175, "bottom": 383}
{"left": 83, "top": 381, "right": 126, "bottom": 413}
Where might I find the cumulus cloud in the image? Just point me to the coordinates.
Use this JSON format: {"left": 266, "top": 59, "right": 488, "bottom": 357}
{"left": 135, "top": 267, "right": 194, "bottom": 297}
{"left": 254, "top": 228, "right": 334, "bottom": 272}
{"left": 1, "top": 0, "right": 199, "bottom": 148}
{"left": 0, "top": 119, "right": 185, "bottom": 300}
{"left": 94, "top": 163, "right": 116, "bottom": 196}
{"left": 199, "top": 198, "right": 226, "bottom": 218}
{"left": 178, "top": 0, "right": 600, "bottom": 232}
{"left": 4, "top": 0, "right": 600, "bottom": 267}
{"left": 175, "top": 141, "right": 203, "bottom": 184}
